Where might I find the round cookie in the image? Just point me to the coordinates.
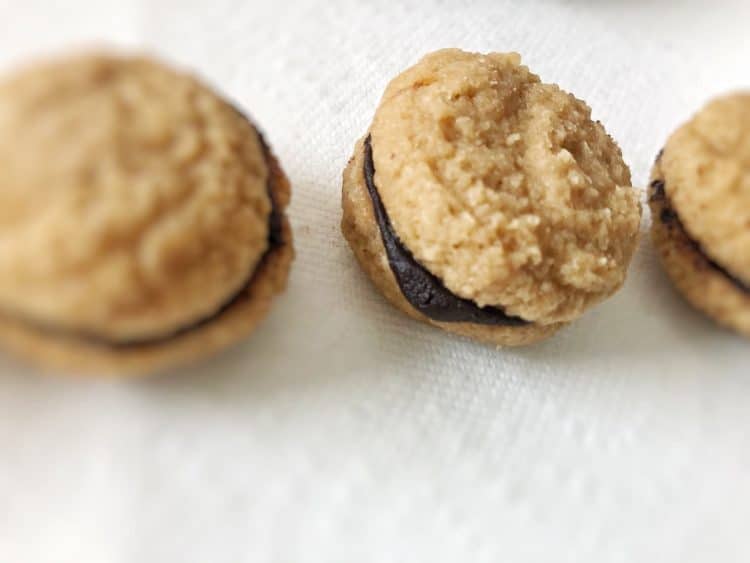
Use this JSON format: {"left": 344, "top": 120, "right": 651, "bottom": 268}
{"left": 342, "top": 49, "right": 641, "bottom": 346}
{"left": 0, "top": 53, "right": 293, "bottom": 375}
{"left": 649, "top": 93, "right": 750, "bottom": 337}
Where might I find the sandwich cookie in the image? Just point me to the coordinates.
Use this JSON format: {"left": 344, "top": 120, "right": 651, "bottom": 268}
{"left": 649, "top": 93, "right": 750, "bottom": 337}
{"left": 0, "top": 53, "right": 293, "bottom": 374}
{"left": 342, "top": 49, "right": 641, "bottom": 345}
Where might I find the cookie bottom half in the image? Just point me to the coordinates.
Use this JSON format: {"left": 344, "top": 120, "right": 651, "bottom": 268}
{"left": 342, "top": 137, "right": 562, "bottom": 346}
{"left": 648, "top": 174, "right": 750, "bottom": 338}
{"left": 0, "top": 151, "right": 294, "bottom": 376}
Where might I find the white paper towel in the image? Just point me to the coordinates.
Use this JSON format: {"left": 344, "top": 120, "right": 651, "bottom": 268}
{"left": 0, "top": 1, "right": 748, "bottom": 562}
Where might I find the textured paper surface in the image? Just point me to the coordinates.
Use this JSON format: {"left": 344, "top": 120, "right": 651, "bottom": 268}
{"left": 0, "top": 1, "right": 748, "bottom": 561}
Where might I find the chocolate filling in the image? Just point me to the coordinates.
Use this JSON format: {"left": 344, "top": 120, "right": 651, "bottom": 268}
{"left": 650, "top": 179, "right": 750, "bottom": 294}
{"left": 363, "top": 135, "right": 529, "bottom": 326}
{"left": 15, "top": 125, "right": 284, "bottom": 348}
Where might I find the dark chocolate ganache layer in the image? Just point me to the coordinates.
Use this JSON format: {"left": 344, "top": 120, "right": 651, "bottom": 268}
{"left": 363, "top": 135, "right": 530, "bottom": 327}
{"left": 18, "top": 125, "right": 284, "bottom": 348}
{"left": 650, "top": 179, "right": 750, "bottom": 294}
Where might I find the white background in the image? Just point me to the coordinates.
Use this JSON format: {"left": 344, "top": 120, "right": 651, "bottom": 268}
{"left": 0, "top": 1, "right": 748, "bottom": 561}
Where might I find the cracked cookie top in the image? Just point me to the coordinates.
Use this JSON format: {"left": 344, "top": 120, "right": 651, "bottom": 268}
{"left": 0, "top": 53, "right": 272, "bottom": 341}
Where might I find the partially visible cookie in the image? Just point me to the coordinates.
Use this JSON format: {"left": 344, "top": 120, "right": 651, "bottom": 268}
{"left": 342, "top": 49, "right": 641, "bottom": 346}
{"left": 0, "top": 53, "right": 293, "bottom": 375}
{"left": 649, "top": 93, "right": 750, "bottom": 337}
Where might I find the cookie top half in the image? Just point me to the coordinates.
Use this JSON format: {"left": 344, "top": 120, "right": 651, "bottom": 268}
{"left": 369, "top": 49, "right": 640, "bottom": 324}
{"left": 0, "top": 54, "right": 272, "bottom": 342}
{"left": 659, "top": 93, "right": 750, "bottom": 284}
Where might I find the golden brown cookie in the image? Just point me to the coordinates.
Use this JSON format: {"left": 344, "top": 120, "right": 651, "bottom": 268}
{"left": 342, "top": 49, "right": 641, "bottom": 346}
{"left": 0, "top": 53, "right": 293, "bottom": 375}
{"left": 649, "top": 93, "right": 750, "bottom": 337}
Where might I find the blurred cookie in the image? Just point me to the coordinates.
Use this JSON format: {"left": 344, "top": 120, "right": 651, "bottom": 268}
{"left": 0, "top": 53, "right": 293, "bottom": 375}
{"left": 342, "top": 49, "right": 641, "bottom": 346}
{"left": 649, "top": 93, "right": 750, "bottom": 337}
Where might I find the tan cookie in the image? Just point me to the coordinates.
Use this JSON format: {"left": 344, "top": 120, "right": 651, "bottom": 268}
{"left": 342, "top": 49, "right": 641, "bottom": 346}
{"left": 649, "top": 93, "right": 750, "bottom": 337}
{"left": 0, "top": 53, "right": 293, "bottom": 375}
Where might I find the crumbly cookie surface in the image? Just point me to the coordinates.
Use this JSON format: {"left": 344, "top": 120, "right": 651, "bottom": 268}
{"left": 0, "top": 54, "right": 272, "bottom": 341}
{"left": 369, "top": 49, "right": 640, "bottom": 324}
{"left": 649, "top": 162, "right": 750, "bottom": 337}
{"left": 658, "top": 92, "right": 750, "bottom": 284}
